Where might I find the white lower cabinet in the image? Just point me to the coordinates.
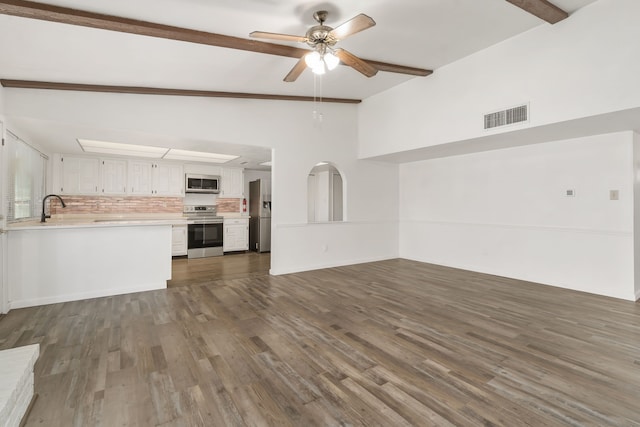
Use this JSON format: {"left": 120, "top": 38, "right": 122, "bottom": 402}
{"left": 172, "top": 224, "right": 188, "bottom": 256}
{"left": 223, "top": 218, "right": 249, "bottom": 252}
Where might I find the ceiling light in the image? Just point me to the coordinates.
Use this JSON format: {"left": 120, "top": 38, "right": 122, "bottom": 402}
{"left": 324, "top": 52, "right": 339, "bottom": 70}
{"left": 306, "top": 49, "right": 340, "bottom": 75}
{"left": 78, "top": 139, "right": 168, "bottom": 158}
{"left": 259, "top": 161, "right": 272, "bottom": 167}
{"left": 305, "top": 51, "right": 322, "bottom": 68}
{"left": 163, "top": 149, "right": 238, "bottom": 163}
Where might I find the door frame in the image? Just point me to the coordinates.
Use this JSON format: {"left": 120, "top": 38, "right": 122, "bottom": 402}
{"left": 0, "top": 119, "right": 8, "bottom": 314}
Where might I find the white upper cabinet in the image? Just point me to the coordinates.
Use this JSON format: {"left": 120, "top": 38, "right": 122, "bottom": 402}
{"left": 101, "top": 159, "right": 128, "bottom": 195}
{"left": 129, "top": 161, "right": 184, "bottom": 196}
{"left": 59, "top": 156, "right": 100, "bottom": 195}
{"left": 58, "top": 155, "right": 184, "bottom": 197}
{"left": 220, "top": 168, "right": 244, "bottom": 198}
{"left": 128, "top": 161, "right": 153, "bottom": 195}
{"left": 153, "top": 163, "right": 184, "bottom": 196}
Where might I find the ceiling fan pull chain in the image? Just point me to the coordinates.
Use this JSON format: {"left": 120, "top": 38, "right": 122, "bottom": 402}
{"left": 312, "top": 74, "right": 323, "bottom": 126}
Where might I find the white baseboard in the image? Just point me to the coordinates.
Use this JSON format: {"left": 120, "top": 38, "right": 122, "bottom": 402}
{"left": 270, "top": 254, "right": 396, "bottom": 276}
{"left": 9, "top": 282, "right": 166, "bottom": 310}
{"left": 401, "top": 255, "right": 637, "bottom": 302}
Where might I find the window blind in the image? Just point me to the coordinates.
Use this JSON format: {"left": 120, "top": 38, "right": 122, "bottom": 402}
{"left": 5, "top": 131, "right": 48, "bottom": 221}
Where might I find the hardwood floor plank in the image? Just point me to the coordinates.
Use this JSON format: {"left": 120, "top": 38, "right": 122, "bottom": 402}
{"left": 1, "top": 255, "right": 640, "bottom": 426}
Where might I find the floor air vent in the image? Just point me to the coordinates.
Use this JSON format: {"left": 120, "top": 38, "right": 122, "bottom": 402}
{"left": 484, "top": 104, "right": 528, "bottom": 129}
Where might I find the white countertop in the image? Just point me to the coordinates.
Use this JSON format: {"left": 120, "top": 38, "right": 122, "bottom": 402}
{"left": 7, "top": 212, "right": 252, "bottom": 231}
{"left": 7, "top": 214, "right": 188, "bottom": 231}
{"left": 219, "top": 213, "right": 251, "bottom": 219}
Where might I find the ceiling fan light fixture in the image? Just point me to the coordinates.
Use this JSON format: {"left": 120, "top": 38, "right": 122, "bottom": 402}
{"left": 312, "top": 62, "right": 326, "bottom": 75}
{"left": 305, "top": 51, "right": 322, "bottom": 68}
{"left": 324, "top": 51, "right": 339, "bottom": 70}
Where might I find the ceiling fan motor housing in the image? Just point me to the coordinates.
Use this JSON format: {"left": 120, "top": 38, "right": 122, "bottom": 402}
{"left": 305, "top": 25, "right": 337, "bottom": 48}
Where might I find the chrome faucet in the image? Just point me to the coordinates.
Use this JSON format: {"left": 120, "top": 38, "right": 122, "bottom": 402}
{"left": 41, "top": 194, "right": 67, "bottom": 222}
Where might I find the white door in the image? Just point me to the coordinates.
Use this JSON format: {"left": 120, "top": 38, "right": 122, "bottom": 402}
{"left": 0, "top": 119, "right": 7, "bottom": 313}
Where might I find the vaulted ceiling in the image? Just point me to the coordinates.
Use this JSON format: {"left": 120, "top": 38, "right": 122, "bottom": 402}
{"left": 0, "top": 0, "right": 599, "bottom": 165}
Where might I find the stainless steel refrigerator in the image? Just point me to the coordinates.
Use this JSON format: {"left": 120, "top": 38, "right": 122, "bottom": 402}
{"left": 249, "top": 179, "right": 271, "bottom": 252}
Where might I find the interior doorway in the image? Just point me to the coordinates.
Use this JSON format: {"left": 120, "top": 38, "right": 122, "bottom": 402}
{"left": 0, "top": 119, "right": 7, "bottom": 314}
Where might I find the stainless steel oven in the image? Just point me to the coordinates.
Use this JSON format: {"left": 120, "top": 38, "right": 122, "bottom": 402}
{"left": 184, "top": 205, "right": 224, "bottom": 258}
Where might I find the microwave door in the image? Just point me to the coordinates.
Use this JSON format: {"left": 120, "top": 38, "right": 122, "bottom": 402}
{"left": 187, "top": 177, "right": 203, "bottom": 190}
{"left": 202, "top": 178, "right": 218, "bottom": 191}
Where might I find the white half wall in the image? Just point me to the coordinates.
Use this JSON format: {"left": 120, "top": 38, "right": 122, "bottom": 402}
{"left": 8, "top": 225, "right": 172, "bottom": 308}
{"left": 399, "top": 131, "right": 636, "bottom": 301}
{"left": 359, "top": 0, "right": 640, "bottom": 160}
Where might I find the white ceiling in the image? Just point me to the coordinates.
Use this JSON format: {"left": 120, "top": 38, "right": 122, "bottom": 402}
{"left": 0, "top": 0, "right": 598, "bottom": 167}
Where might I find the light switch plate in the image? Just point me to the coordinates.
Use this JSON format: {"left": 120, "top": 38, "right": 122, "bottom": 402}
{"left": 610, "top": 190, "right": 619, "bottom": 200}
{"left": 566, "top": 189, "right": 575, "bottom": 197}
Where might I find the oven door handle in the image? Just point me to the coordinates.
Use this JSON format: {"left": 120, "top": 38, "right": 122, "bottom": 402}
{"left": 191, "top": 220, "right": 222, "bottom": 225}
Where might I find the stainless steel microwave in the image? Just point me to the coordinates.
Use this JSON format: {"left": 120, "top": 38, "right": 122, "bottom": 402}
{"left": 185, "top": 174, "right": 220, "bottom": 194}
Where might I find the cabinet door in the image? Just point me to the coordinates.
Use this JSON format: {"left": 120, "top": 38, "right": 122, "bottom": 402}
{"left": 154, "top": 163, "right": 184, "bottom": 196}
{"left": 239, "top": 221, "right": 249, "bottom": 250}
{"left": 101, "top": 159, "right": 127, "bottom": 195}
{"left": 223, "top": 219, "right": 249, "bottom": 252}
{"left": 60, "top": 156, "right": 100, "bottom": 194}
{"left": 172, "top": 225, "right": 187, "bottom": 256}
{"left": 220, "top": 168, "right": 244, "bottom": 198}
{"left": 128, "top": 161, "right": 153, "bottom": 195}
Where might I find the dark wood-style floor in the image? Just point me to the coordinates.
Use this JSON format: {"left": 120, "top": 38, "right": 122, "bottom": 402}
{"left": 168, "top": 252, "right": 271, "bottom": 287}
{"left": 1, "top": 256, "right": 639, "bottom": 426}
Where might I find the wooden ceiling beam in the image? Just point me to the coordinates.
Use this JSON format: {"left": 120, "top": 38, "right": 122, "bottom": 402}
{"left": 0, "top": 0, "right": 432, "bottom": 77}
{"left": 505, "top": 0, "right": 569, "bottom": 24}
{"left": 0, "top": 79, "right": 363, "bottom": 104}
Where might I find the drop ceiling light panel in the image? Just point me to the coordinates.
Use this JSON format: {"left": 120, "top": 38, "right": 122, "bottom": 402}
{"left": 77, "top": 139, "right": 168, "bottom": 158}
{"left": 163, "top": 149, "right": 239, "bottom": 163}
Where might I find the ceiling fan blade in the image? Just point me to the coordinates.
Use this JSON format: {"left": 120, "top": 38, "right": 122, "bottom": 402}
{"left": 329, "top": 14, "right": 376, "bottom": 41}
{"left": 334, "top": 49, "right": 378, "bottom": 78}
{"left": 250, "top": 31, "right": 307, "bottom": 43}
{"left": 283, "top": 56, "right": 308, "bottom": 82}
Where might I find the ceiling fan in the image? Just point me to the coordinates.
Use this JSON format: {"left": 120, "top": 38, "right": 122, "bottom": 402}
{"left": 250, "top": 10, "right": 378, "bottom": 82}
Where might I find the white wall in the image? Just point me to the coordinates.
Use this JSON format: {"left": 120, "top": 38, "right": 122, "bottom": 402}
{"left": 634, "top": 132, "right": 640, "bottom": 300}
{"left": 0, "top": 99, "right": 6, "bottom": 313}
{"left": 399, "top": 131, "right": 636, "bottom": 301}
{"left": 4, "top": 89, "right": 399, "bottom": 274}
{"left": 359, "top": 0, "right": 640, "bottom": 159}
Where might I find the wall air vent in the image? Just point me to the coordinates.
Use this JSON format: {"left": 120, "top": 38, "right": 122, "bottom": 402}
{"left": 484, "top": 104, "right": 528, "bottom": 130}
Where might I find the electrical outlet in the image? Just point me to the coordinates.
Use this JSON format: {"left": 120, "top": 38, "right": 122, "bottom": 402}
{"left": 610, "top": 190, "right": 619, "bottom": 201}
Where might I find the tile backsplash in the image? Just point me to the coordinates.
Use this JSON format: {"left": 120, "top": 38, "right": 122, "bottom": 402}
{"left": 49, "top": 196, "right": 184, "bottom": 215}
{"left": 217, "top": 198, "right": 241, "bottom": 213}
{"left": 48, "top": 196, "right": 243, "bottom": 215}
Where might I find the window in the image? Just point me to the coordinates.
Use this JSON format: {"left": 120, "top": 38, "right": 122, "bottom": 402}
{"left": 6, "top": 131, "right": 47, "bottom": 221}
